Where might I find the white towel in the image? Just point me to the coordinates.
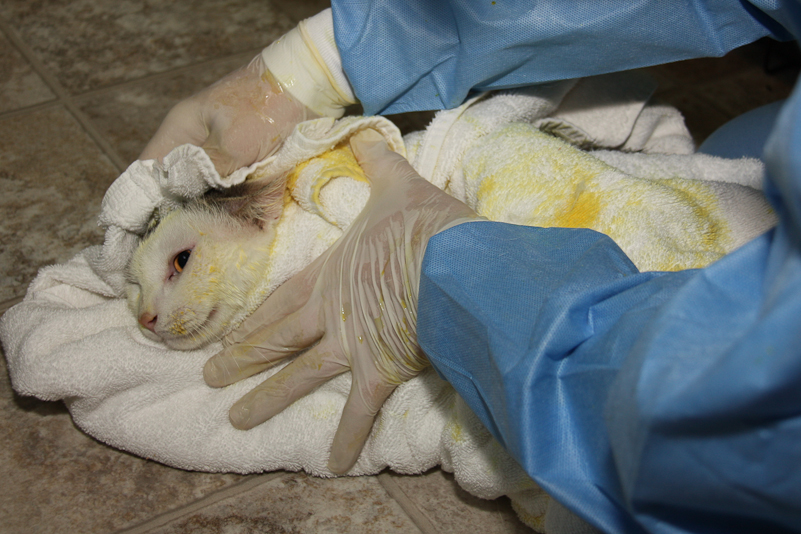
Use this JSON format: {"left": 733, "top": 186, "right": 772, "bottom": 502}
{"left": 0, "top": 73, "right": 776, "bottom": 533}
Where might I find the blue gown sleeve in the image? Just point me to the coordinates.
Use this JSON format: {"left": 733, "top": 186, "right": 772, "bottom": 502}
{"left": 331, "top": 0, "right": 794, "bottom": 115}
{"left": 330, "top": 0, "right": 801, "bottom": 530}
{"left": 416, "top": 71, "right": 801, "bottom": 534}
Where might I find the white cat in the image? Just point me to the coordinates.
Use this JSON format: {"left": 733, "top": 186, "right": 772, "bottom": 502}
{"left": 127, "top": 178, "right": 286, "bottom": 350}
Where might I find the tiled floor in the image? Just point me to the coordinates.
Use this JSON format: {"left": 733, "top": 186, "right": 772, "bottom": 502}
{"left": 0, "top": 1, "right": 798, "bottom": 533}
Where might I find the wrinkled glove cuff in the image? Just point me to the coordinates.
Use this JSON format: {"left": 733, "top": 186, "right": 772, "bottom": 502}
{"left": 261, "top": 9, "right": 357, "bottom": 118}
{"left": 433, "top": 216, "right": 489, "bottom": 236}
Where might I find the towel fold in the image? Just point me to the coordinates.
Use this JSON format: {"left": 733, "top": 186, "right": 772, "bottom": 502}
{"left": 1, "top": 72, "right": 777, "bottom": 533}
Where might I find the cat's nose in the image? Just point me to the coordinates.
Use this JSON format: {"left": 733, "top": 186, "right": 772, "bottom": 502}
{"left": 139, "top": 312, "right": 158, "bottom": 332}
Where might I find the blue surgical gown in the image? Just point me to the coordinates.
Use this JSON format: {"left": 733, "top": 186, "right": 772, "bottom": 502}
{"left": 332, "top": 2, "right": 801, "bottom": 532}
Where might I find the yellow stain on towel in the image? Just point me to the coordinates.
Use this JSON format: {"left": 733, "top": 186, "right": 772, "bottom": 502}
{"left": 473, "top": 124, "right": 609, "bottom": 230}
{"left": 285, "top": 143, "right": 368, "bottom": 207}
{"left": 466, "top": 123, "right": 733, "bottom": 272}
{"left": 661, "top": 177, "right": 726, "bottom": 250}
{"left": 511, "top": 500, "right": 548, "bottom": 533}
{"left": 310, "top": 400, "right": 339, "bottom": 421}
{"left": 550, "top": 186, "right": 603, "bottom": 230}
{"left": 448, "top": 420, "right": 464, "bottom": 444}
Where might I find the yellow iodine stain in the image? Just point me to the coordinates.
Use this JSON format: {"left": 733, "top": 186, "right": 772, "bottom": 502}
{"left": 285, "top": 143, "right": 368, "bottom": 207}
{"left": 310, "top": 400, "right": 339, "bottom": 421}
{"left": 550, "top": 186, "right": 603, "bottom": 230}
{"left": 168, "top": 317, "right": 188, "bottom": 336}
{"left": 603, "top": 174, "right": 732, "bottom": 271}
{"left": 447, "top": 420, "right": 464, "bottom": 444}
{"left": 471, "top": 124, "right": 609, "bottom": 230}
{"left": 465, "top": 123, "right": 733, "bottom": 272}
{"left": 661, "top": 176, "right": 728, "bottom": 251}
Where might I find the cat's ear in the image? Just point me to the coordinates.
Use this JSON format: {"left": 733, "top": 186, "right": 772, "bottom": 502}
{"left": 206, "top": 172, "right": 287, "bottom": 230}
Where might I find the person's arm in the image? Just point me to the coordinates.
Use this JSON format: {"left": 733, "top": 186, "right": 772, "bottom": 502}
{"left": 417, "top": 87, "right": 801, "bottom": 532}
{"left": 332, "top": 0, "right": 794, "bottom": 115}
{"left": 206, "top": 87, "right": 801, "bottom": 529}
{"left": 140, "top": 9, "right": 355, "bottom": 175}
{"left": 140, "top": 0, "right": 794, "bottom": 172}
{"left": 203, "top": 130, "right": 480, "bottom": 474}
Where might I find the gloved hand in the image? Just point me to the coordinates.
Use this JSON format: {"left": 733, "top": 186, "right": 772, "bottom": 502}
{"left": 139, "top": 53, "right": 316, "bottom": 177}
{"left": 203, "top": 129, "right": 480, "bottom": 474}
{"left": 140, "top": 14, "right": 356, "bottom": 177}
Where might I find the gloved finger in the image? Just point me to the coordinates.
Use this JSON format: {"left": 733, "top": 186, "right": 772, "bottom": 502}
{"left": 228, "top": 339, "right": 348, "bottom": 430}
{"left": 327, "top": 379, "right": 397, "bottom": 474}
{"left": 201, "top": 142, "right": 240, "bottom": 179}
{"left": 349, "top": 129, "right": 422, "bottom": 186}
{"left": 224, "top": 258, "right": 322, "bottom": 347}
{"left": 139, "top": 100, "right": 208, "bottom": 162}
{"left": 199, "top": 113, "right": 280, "bottom": 177}
{"left": 204, "top": 300, "right": 324, "bottom": 387}
{"left": 200, "top": 115, "right": 263, "bottom": 178}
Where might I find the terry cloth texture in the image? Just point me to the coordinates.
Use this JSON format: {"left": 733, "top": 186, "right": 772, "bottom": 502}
{"left": 0, "top": 72, "right": 776, "bottom": 533}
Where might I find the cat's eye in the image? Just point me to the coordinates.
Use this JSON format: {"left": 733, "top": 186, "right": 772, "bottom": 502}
{"left": 173, "top": 250, "right": 191, "bottom": 273}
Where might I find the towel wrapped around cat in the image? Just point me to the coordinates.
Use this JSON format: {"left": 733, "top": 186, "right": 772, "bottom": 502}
{"left": 0, "top": 73, "right": 776, "bottom": 532}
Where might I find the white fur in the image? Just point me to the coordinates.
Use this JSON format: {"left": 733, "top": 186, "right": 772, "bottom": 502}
{"left": 128, "top": 207, "right": 276, "bottom": 349}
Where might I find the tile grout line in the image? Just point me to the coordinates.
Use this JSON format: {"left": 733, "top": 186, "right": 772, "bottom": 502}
{"left": 377, "top": 472, "right": 440, "bottom": 534}
{"left": 69, "top": 48, "right": 264, "bottom": 103}
{"left": 0, "top": 42, "right": 260, "bottom": 124}
{"left": 0, "top": 17, "right": 128, "bottom": 173}
{"left": 0, "top": 22, "right": 318, "bottom": 532}
{"left": 0, "top": 99, "right": 61, "bottom": 122}
{"left": 114, "top": 471, "right": 293, "bottom": 534}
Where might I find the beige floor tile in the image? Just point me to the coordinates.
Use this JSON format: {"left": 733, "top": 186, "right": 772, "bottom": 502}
{"left": 138, "top": 471, "right": 422, "bottom": 534}
{"left": 0, "top": 0, "right": 298, "bottom": 94}
{"left": 0, "top": 106, "right": 118, "bottom": 301}
{"left": 75, "top": 67, "right": 439, "bottom": 168}
{"left": 386, "top": 469, "right": 534, "bottom": 533}
{"left": 0, "top": 31, "right": 54, "bottom": 113}
{"left": 0, "top": 349, "right": 245, "bottom": 534}
{"left": 74, "top": 53, "right": 257, "bottom": 166}
{"left": 276, "top": 0, "right": 332, "bottom": 23}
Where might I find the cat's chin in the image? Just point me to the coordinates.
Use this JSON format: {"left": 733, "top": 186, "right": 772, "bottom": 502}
{"left": 138, "top": 326, "right": 164, "bottom": 344}
{"left": 159, "top": 333, "right": 216, "bottom": 351}
{"left": 137, "top": 326, "right": 213, "bottom": 351}
{"left": 164, "top": 338, "right": 210, "bottom": 351}
{"left": 159, "top": 308, "right": 226, "bottom": 351}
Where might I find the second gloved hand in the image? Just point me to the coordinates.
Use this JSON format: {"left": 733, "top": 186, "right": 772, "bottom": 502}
{"left": 139, "top": 11, "right": 355, "bottom": 177}
{"left": 139, "top": 52, "right": 316, "bottom": 177}
{"left": 203, "top": 129, "right": 480, "bottom": 474}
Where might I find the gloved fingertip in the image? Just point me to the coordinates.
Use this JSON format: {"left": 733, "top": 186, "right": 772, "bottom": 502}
{"left": 203, "top": 358, "right": 229, "bottom": 388}
{"left": 202, "top": 145, "right": 238, "bottom": 178}
{"left": 351, "top": 128, "right": 384, "bottom": 144}
{"left": 137, "top": 146, "right": 166, "bottom": 164}
{"left": 327, "top": 411, "right": 374, "bottom": 474}
{"left": 229, "top": 402, "right": 252, "bottom": 430}
{"left": 349, "top": 128, "right": 387, "bottom": 160}
{"left": 327, "top": 450, "right": 356, "bottom": 475}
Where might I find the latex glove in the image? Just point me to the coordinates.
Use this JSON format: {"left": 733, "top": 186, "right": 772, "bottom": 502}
{"left": 203, "top": 129, "right": 480, "bottom": 474}
{"left": 139, "top": 14, "right": 355, "bottom": 177}
{"left": 139, "top": 54, "right": 315, "bottom": 177}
